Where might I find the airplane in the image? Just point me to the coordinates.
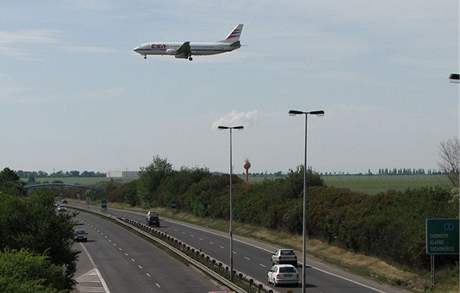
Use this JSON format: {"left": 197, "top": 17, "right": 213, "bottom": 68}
{"left": 133, "top": 24, "right": 243, "bottom": 61}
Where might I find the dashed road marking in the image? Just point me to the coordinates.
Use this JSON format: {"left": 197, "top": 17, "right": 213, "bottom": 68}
{"left": 219, "top": 245, "right": 224, "bottom": 249}
{"left": 199, "top": 238, "right": 204, "bottom": 241}
{"left": 130, "top": 258, "right": 135, "bottom": 262}
{"left": 154, "top": 282, "right": 161, "bottom": 288}
{"left": 244, "top": 256, "right": 251, "bottom": 261}
{"left": 124, "top": 253, "right": 129, "bottom": 256}
{"left": 146, "top": 273, "right": 151, "bottom": 277}
{"left": 138, "top": 265, "right": 143, "bottom": 269}
{"left": 260, "top": 264, "right": 267, "bottom": 268}
{"left": 118, "top": 248, "right": 122, "bottom": 251}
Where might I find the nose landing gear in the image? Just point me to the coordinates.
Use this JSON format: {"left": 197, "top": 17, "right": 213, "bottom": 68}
{"left": 188, "top": 57, "right": 193, "bottom": 61}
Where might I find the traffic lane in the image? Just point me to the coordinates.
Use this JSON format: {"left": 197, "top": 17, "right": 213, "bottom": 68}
{"left": 78, "top": 211, "right": 222, "bottom": 293}
{"left": 106, "top": 208, "right": 378, "bottom": 293}
{"left": 75, "top": 217, "right": 159, "bottom": 293}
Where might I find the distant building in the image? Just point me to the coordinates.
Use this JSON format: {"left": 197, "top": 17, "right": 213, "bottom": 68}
{"left": 122, "top": 171, "right": 139, "bottom": 179}
{"left": 107, "top": 170, "right": 139, "bottom": 179}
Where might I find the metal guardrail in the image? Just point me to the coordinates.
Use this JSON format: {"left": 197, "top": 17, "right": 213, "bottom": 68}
{"left": 70, "top": 206, "right": 278, "bottom": 293}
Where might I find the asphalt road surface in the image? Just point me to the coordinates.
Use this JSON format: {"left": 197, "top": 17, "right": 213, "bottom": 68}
{"left": 74, "top": 210, "right": 226, "bottom": 293}
{"left": 97, "top": 206, "right": 395, "bottom": 293}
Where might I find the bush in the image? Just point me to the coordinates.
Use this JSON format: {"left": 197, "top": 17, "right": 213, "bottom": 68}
{"left": 0, "top": 191, "right": 77, "bottom": 289}
{"left": 0, "top": 249, "right": 65, "bottom": 293}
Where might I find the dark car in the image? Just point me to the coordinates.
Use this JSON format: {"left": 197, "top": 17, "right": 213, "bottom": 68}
{"left": 146, "top": 212, "right": 160, "bottom": 227}
{"left": 74, "top": 229, "right": 88, "bottom": 242}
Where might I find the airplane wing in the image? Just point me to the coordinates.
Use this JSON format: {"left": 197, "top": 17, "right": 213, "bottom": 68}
{"left": 175, "top": 41, "right": 191, "bottom": 57}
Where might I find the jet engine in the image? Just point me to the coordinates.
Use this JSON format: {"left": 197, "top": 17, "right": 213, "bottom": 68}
{"left": 166, "top": 49, "right": 176, "bottom": 55}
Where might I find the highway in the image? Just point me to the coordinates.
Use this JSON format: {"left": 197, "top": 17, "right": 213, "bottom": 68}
{"left": 74, "top": 210, "right": 226, "bottom": 293}
{"left": 95, "top": 206, "right": 400, "bottom": 293}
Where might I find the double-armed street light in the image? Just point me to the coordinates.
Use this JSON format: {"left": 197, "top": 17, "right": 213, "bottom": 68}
{"left": 288, "top": 109, "right": 324, "bottom": 293}
{"left": 218, "top": 125, "right": 244, "bottom": 281}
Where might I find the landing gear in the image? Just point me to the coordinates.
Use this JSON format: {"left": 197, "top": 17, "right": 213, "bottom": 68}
{"left": 188, "top": 56, "right": 193, "bottom": 61}
{"left": 144, "top": 55, "right": 147, "bottom": 60}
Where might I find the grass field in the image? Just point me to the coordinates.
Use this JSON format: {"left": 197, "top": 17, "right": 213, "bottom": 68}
{"left": 22, "top": 177, "right": 133, "bottom": 185}
{"left": 322, "top": 174, "right": 452, "bottom": 194}
{"left": 239, "top": 174, "right": 453, "bottom": 195}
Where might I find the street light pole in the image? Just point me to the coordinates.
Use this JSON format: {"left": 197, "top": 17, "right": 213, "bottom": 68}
{"left": 229, "top": 127, "right": 233, "bottom": 281}
{"left": 218, "top": 125, "right": 244, "bottom": 281}
{"left": 302, "top": 113, "right": 308, "bottom": 293}
{"left": 289, "top": 109, "right": 324, "bottom": 293}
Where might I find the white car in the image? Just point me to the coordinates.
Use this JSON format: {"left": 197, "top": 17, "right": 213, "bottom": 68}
{"left": 271, "top": 248, "right": 297, "bottom": 265}
{"left": 267, "top": 264, "right": 299, "bottom": 286}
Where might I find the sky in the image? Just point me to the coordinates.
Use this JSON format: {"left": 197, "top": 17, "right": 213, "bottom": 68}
{"left": 0, "top": 0, "right": 458, "bottom": 174}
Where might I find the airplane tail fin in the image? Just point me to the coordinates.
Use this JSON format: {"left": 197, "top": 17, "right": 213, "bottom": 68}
{"left": 220, "top": 24, "right": 243, "bottom": 43}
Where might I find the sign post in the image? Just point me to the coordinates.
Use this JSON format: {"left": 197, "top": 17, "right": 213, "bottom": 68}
{"left": 426, "top": 218, "right": 459, "bottom": 287}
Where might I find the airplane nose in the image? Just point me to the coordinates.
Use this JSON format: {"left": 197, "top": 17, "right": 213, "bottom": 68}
{"left": 133, "top": 47, "right": 141, "bottom": 54}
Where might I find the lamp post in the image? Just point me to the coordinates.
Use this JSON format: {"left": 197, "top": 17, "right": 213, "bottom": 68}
{"left": 288, "top": 109, "right": 324, "bottom": 293}
{"left": 218, "top": 125, "right": 244, "bottom": 281}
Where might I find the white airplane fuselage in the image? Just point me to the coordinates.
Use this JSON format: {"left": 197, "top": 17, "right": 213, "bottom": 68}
{"left": 133, "top": 24, "right": 243, "bottom": 61}
{"left": 134, "top": 41, "right": 240, "bottom": 57}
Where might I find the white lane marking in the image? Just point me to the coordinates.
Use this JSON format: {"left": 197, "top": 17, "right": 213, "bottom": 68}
{"left": 155, "top": 282, "right": 161, "bottom": 288}
{"left": 259, "top": 264, "right": 267, "bottom": 268}
{"left": 199, "top": 238, "right": 204, "bottom": 241}
{"left": 232, "top": 251, "right": 237, "bottom": 254}
{"left": 181, "top": 231, "right": 186, "bottom": 234}
{"left": 79, "top": 243, "right": 111, "bottom": 293}
{"left": 124, "top": 253, "right": 129, "bottom": 256}
{"left": 146, "top": 273, "right": 151, "bottom": 277}
{"left": 130, "top": 258, "right": 135, "bottom": 262}
{"left": 118, "top": 248, "right": 123, "bottom": 251}
{"left": 113, "top": 243, "right": 117, "bottom": 246}
{"left": 138, "top": 265, "right": 143, "bottom": 269}
{"left": 244, "top": 256, "right": 251, "bottom": 261}
{"left": 108, "top": 239, "right": 111, "bottom": 242}
{"left": 110, "top": 207, "right": 389, "bottom": 293}
{"left": 219, "top": 245, "right": 224, "bottom": 249}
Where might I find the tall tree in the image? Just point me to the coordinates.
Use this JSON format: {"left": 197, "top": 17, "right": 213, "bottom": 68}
{"left": 439, "top": 138, "right": 460, "bottom": 187}
{"left": 138, "top": 155, "right": 173, "bottom": 206}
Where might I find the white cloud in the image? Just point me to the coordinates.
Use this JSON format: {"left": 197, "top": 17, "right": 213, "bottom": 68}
{"left": 61, "top": 45, "right": 117, "bottom": 54}
{"left": 0, "top": 29, "right": 115, "bottom": 59}
{"left": 0, "top": 29, "right": 59, "bottom": 44}
{"left": 212, "top": 110, "right": 258, "bottom": 129}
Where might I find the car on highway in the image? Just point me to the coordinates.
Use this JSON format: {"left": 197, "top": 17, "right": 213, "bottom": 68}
{"left": 57, "top": 205, "right": 67, "bottom": 212}
{"left": 267, "top": 264, "right": 299, "bottom": 286}
{"left": 271, "top": 248, "right": 297, "bottom": 265}
{"left": 74, "top": 229, "right": 88, "bottom": 242}
{"left": 146, "top": 211, "right": 160, "bottom": 227}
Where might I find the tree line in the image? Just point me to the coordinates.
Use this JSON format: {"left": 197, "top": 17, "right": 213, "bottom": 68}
{"left": 15, "top": 170, "right": 106, "bottom": 179}
{"left": 0, "top": 168, "right": 78, "bottom": 293}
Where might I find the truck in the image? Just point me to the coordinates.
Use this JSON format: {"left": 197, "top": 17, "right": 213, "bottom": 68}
{"left": 271, "top": 249, "right": 298, "bottom": 266}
